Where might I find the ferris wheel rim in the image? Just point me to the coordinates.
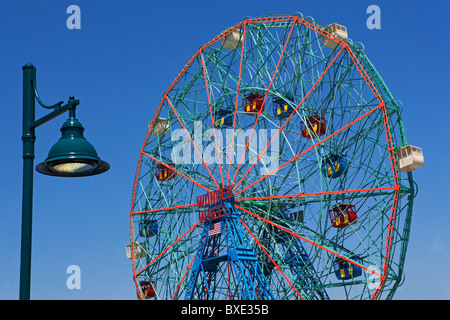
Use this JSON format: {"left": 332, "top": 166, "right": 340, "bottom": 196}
{"left": 129, "top": 13, "right": 413, "bottom": 300}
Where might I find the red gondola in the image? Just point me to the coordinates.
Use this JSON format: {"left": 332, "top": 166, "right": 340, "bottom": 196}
{"left": 301, "top": 115, "right": 326, "bottom": 138}
{"left": 139, "top": 281, "right": 156, "bottom": 299}
{"left": 243, "top": 93, "right": 264, "bottom": 114}
{"left": 329, "top": 204, "right": 357, "bottom": 228}
{"left": 156, "top": 163, "right": 175, "bottom": 181}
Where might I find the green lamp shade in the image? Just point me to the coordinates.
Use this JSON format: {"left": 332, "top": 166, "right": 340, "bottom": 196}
{"left": 36, "top": 117, "right": 109, "bottom": 177}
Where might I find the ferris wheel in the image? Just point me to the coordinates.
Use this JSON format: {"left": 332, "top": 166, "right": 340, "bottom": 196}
{"left": 127, "top": 14, "right": 423, "bottom": 300}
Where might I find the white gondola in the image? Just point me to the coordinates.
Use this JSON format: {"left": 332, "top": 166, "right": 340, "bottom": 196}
{"left": 126, "top": 241, "right": 147, "bottom": 259}
{"left": 149, "top": 117, "right": 170, "bottom": 137}
{"left": 397, "top": 145, "right": 424, "bottom": 172}
{"left": 221, "top": 29, "right": 243, "bottom": 50}
{"left": 321, "top": 23, "right": 348, "bottom": 49}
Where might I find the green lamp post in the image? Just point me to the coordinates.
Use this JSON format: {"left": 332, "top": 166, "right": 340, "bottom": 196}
{"left": 20, "top": 62, "right": 109, "bottom": 300}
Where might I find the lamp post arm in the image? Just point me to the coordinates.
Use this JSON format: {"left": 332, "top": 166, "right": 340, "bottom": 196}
{"left": 33, "top": 82, "right": 64, "bottom": 109}
{"left": 29, "top": 65, "right": 63, "bottom": 110}
{"left": 30, "top": 97, "right": 79, "bottom": 130}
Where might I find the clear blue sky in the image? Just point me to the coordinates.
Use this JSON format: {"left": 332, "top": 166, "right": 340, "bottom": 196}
{"left": 0, "top": 0, "right": 448, "bottom": 299}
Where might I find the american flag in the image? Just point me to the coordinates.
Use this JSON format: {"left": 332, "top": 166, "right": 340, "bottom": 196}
{"left": 208, "top": 222, "right": 221, "bottom": 236}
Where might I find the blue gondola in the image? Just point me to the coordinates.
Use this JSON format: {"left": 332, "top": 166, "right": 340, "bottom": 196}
{"left": 321, "top": 154, "right": 348, "bottom": 178}
{"left": 139, "top": 219, "right": 158, "bottom": 237}
{"left": 333, "top": 256, "right": 362, "bottom": 280}
{"left": 214, "top": 109, "right": 233, "bottom": 128}
{"left": 272, "top": 95, "right": 295, "bottom": 119}
{"left": 279, "top": 202, "right": 304, "bottom": 223}
{"left": 285, "top": 252, "right": 309, "bottom": 268}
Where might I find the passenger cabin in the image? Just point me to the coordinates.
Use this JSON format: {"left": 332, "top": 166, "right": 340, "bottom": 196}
{"left": 333, "top": 257, "right": 362, "bottom": 280}
{"left": 285, "top": 252, "right": 309, "bottom": 268}
{"left": 321, "top": 154, "right": 348, "bottom": 178}
{"left": 273, "top": 95, "right": 295, "bottom": 119}
{"left": 278, "top": 203, "right": 303, "bottom": 222}
{"left": 221, "top": 29, "right": 243, "bottom": 50}
{"left": 149, "top": 117, "right": 170, "bottom": 137}
{"left": 126, "top": 241, "right": 147, "bottom": 259}
{"left": 396, "top": 145, "right": 424, "bottom": 172}
{"left": 301, "top": 115, "right": 326, "bottom": 138}
{"left": 156, "top": 163, "right": 175, "bottom": 181}
{"left": 214, "top": 109, "right": 234, "bottom": 128}
{"left": 139, "top": 281, "right": 156, "bottom": 299}
{"left": 291, "top": 210, "right": 304, "bottom": 223}
{"left": 243, "top": 93, "right": 264, "bottom": 114}
{"left": 139, "top": 219, "right": 158, "bottom": 237}
{"left": 321, "top": 23, "right": 348, "bottom": 49}
{"left": 329, "top": 204, "right": 357, "bottom": 228}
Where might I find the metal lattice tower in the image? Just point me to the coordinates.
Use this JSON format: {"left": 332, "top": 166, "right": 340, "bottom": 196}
{"left": 185, "top": 191, "right": 274, "bottom": 300}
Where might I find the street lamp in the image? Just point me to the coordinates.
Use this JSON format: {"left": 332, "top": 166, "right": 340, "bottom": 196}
{"left": 20, "top": 62, "right": 110, "bottom": 300}
{"left": 35, "top": 100, "right": 110, "bottom": 177}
